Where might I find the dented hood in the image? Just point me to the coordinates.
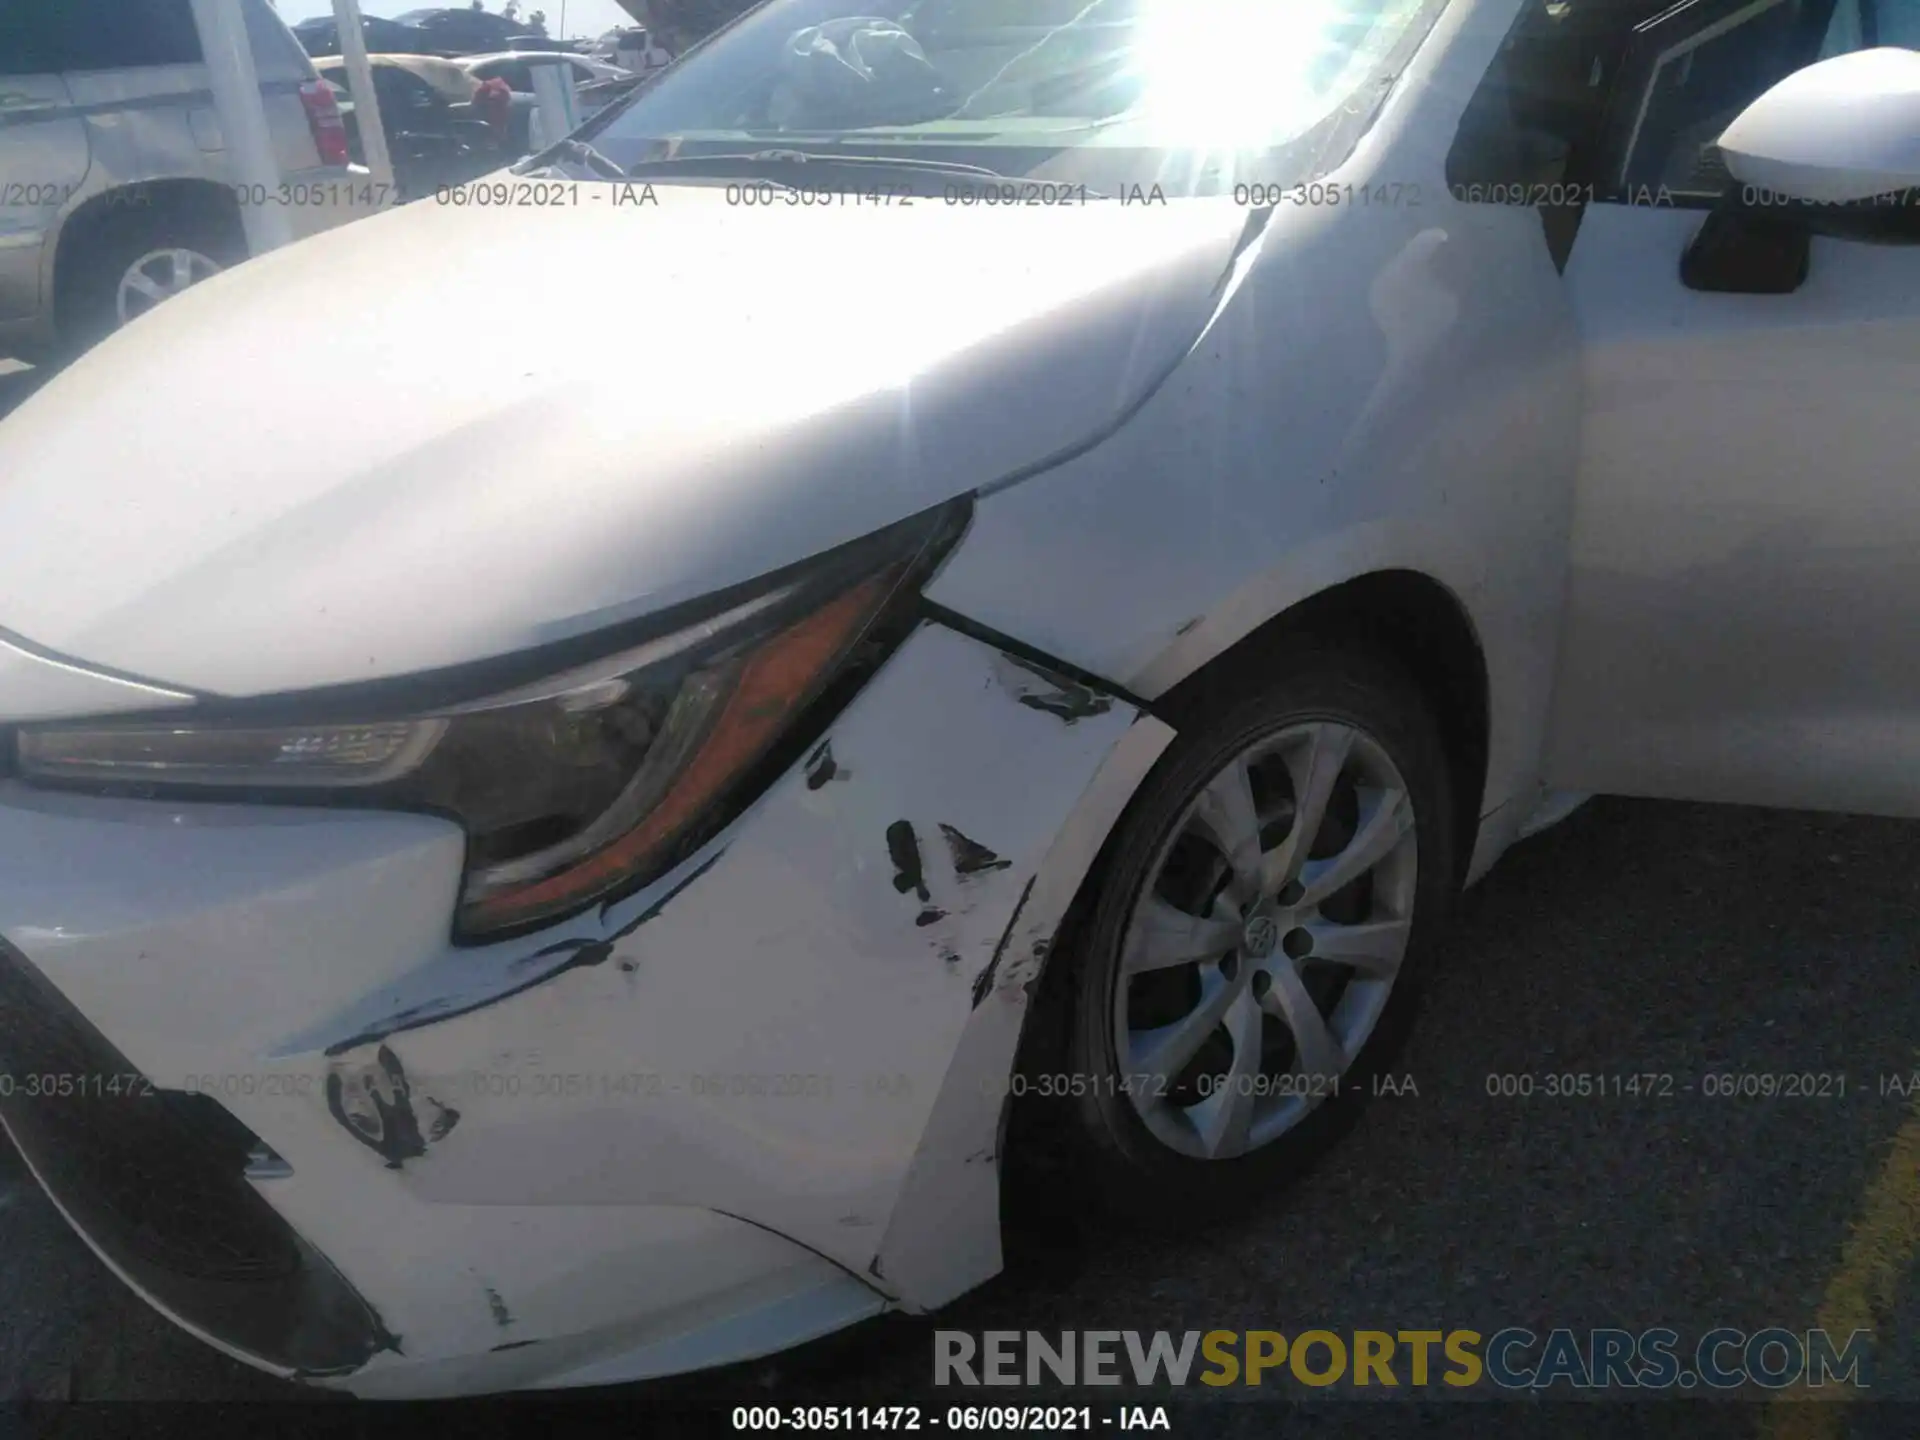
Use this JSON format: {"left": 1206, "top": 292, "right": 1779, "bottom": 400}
{"left": 0, "top": 184, "right": 1247, "bottom": 701}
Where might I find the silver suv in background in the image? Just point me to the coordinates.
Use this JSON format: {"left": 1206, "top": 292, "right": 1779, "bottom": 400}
{"left": 0, "top": 0, "right": 368, "bottom": 362}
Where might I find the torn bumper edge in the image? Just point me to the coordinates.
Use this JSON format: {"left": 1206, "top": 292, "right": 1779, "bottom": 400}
{"left": 0, "top": 620, "right": 1174, "bottom": 1392}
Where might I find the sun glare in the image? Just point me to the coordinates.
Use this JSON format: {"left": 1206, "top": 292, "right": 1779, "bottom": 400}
{"left": 1129, "top": 0, "right": 1391, "bottom": 146}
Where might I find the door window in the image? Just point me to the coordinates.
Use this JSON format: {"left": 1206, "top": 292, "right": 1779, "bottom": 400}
{"left": 1607, "top": 0, "right": 1826, "bottom": 200}
{"left": 373, "top": 70, "right": 446, "bottom": 126}
{"left": 1, "top": 0, "right": 202, "bottom": 74}
{"left": 241, "top": 0, "right": 314, "bottom": 75}
{"left": 1597, "top": 0, "right": 1917, "bottom": 203}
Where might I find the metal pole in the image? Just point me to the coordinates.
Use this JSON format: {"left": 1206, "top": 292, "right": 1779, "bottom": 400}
{"left": 332, "top": 0, "right": 398, "bottom": 198}
{"left": 188, "top": 0, "right": 294, "bottom": 253}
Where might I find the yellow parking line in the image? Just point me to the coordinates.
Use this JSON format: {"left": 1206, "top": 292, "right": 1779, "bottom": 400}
{"left": 1762, "top": 1085, "right": 1920, "bottom": 1440}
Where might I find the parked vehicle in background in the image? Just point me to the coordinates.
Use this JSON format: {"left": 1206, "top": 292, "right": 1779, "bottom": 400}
{"left": 291, "top": 14, "right": 445, "bottom": 58}
{"left": 509, "top": 36, "right": 590, "bottom": 55}
{"left": 575, "top": 71, "right": 651, "bottom": 121}
{"left": 592, "top": 24, "right": 676, "bottom": 73}
{"left": 454, "top": 52, "right": 635, "bottom": 138}
{"left": 627, "top": 0, "right": 761, "bottom": 53}
{"left": 586, "top": 25, "right": 633, "bottom": 57}
{"left": 314, "top": 55, "right": 529, "bottom": 197}
{"left": 392, "top": 7, "right": 550, "bottom": 55}
{"left": 456, "top": 51, "right": 633, "bottom": 93}
{"left": 0, "top": 0, "right": 365, "bottom": 363}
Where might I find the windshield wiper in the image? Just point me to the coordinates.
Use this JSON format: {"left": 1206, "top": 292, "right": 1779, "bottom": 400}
{"left": 514, "top": 138, "right": 627, "bottom": 180}
{"left": 621, "top": 148, "right": 1107, "bottom": 197}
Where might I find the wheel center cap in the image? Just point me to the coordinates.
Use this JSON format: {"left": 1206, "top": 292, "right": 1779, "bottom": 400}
{"left": 1241, "top": 913, "right": 1279, "bottom": 959}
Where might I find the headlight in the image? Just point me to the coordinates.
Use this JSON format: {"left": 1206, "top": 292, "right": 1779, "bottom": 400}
{"left": 14, "top": 503, "right": 966, "bottom": 940}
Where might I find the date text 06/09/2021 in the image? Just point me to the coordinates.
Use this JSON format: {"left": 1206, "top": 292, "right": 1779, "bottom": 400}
{"left": 730, "top": 1406, "right": 1171, "bottom": 1432}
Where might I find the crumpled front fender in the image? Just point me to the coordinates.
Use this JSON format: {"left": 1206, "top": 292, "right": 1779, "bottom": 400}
{"left": 0, "top": 620, "right": 1174, "bottom": 1386}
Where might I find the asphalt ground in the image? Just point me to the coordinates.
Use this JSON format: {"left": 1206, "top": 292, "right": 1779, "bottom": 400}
{"left": 5, "top": 362, "right": 1920, "bottom": 1436}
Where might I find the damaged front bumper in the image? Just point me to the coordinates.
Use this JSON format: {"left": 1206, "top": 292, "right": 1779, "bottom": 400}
{"left": 0, "top": 621, "right": 1172, "bottom": 1396}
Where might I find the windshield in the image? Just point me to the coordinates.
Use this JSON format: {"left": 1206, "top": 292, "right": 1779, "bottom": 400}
{"left": 577, "top": 0, "right": 1447, "bottom": 196}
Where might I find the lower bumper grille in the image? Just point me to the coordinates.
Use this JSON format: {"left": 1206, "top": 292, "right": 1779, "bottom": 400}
{"left": 0, "top": 937, "right": 393, "bottom": 1375}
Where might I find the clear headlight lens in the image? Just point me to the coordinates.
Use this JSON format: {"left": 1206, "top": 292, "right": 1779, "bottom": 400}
{"left": 17, "top": 720, "right": 448, "bottom": 787}
{"left": 13, "top": 506, "right": 963, "bottom": 939}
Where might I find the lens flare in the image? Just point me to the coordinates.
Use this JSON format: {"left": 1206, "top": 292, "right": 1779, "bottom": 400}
{"left": 1121, "top": 0, "right": 1418, "bottom": 147}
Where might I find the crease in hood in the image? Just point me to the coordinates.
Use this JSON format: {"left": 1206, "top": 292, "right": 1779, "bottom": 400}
{"left": 0, "top": 184, "right": 1250, "bottom": 700}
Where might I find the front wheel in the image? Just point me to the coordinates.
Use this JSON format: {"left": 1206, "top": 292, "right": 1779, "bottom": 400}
{"left": 1036, "top": 645, "right": 1457, "bottom": 1223}
{"left": 58, "top": 206, "right": 245, "bottom": 359}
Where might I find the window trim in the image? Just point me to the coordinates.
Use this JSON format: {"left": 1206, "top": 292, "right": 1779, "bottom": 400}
{"left": 1594, "top": 0, "right": 1842, "bottom": 206}
{"left": 1615, "top": 0, "right": 1795, "bottom": 191}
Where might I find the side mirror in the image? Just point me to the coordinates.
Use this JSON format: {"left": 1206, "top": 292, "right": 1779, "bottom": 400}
{"left": 1719, "top": 47, "right": 1920, "bottom": 205}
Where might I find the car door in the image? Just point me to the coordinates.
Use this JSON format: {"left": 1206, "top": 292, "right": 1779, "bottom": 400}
{"left": 382, "top": 67, "right": 498, "bottom": 190}
{"left": 52, "top": 0, "right": 211, "bottom": 194}
{"left": 0, "top": 3, "right": 89, "bottom": 327}
{"left": 486, "top": 60, "right": 536, "bottom": 93}
{"left": 1534, "top": 0, "right": 1920, "bottom": 816}
{"left": 374, "top": 67, "right": 448, "bottom": 144}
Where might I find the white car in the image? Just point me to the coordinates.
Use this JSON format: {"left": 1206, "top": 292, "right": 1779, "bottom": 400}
{"left": 454, "top": 50, "right": 637, "bottom": 92}
{"left": 1, "top": 0, "right": 1918, "bottom": 1401}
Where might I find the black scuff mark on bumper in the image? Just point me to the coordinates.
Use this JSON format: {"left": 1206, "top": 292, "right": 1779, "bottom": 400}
{"left": 1020, "top": 937, "right": 1053, "bottom": 1000}
{"left": 938, "top": 824, "right": 1012, "bottom": 878}
{"left": 804, "top": 740, "right": 847, "bottom": 789}
{"left": 491, "top": 1339, "right": 539, "bottom": 1353}
{"left": 592, "top": 844, "right": 731, "bottom": 930}
{"left": 485, "top": 1285, "right": 515, "bottom": 1330}
{"left": 325, "top": 1046, "right": 427, "bottom": 1170}
{"left": 886, "top": 821, "right": 930, "bottom": 903}
{"left": 425, "top": 1098, "right": 460, "bottom": 1142}
{"left": 321, "top": 846, "right": 728, "bottom": 1057}
{"left": 996, "top": 933, "right": 1055, "bottom": 1009}
{"left": 708, "top": 1207, "right": 885, "bottom": 1296}
{"left": 971, "top": 877, "right": 1036, "bottom": 1010}
{"left": 994, "top": 654, "right": 1114, "bottom": 725}
{"left": 918, "top": 600, "right": 1157, "bottom": 720}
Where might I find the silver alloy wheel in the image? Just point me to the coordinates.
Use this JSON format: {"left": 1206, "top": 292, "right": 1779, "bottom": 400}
{"left": 115, "top": 247, "right": 223, "bottom": 326}
{"left": 1113, "top": 719, "right": 1418, "bottom": 1161}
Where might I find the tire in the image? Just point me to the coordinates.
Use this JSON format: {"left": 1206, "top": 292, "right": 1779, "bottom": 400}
{"left": 1017, "top": 642, "right": 1457, "bottom": 1227}
{"left": 56, "top": 203, "right": 246, "bottom": 360}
